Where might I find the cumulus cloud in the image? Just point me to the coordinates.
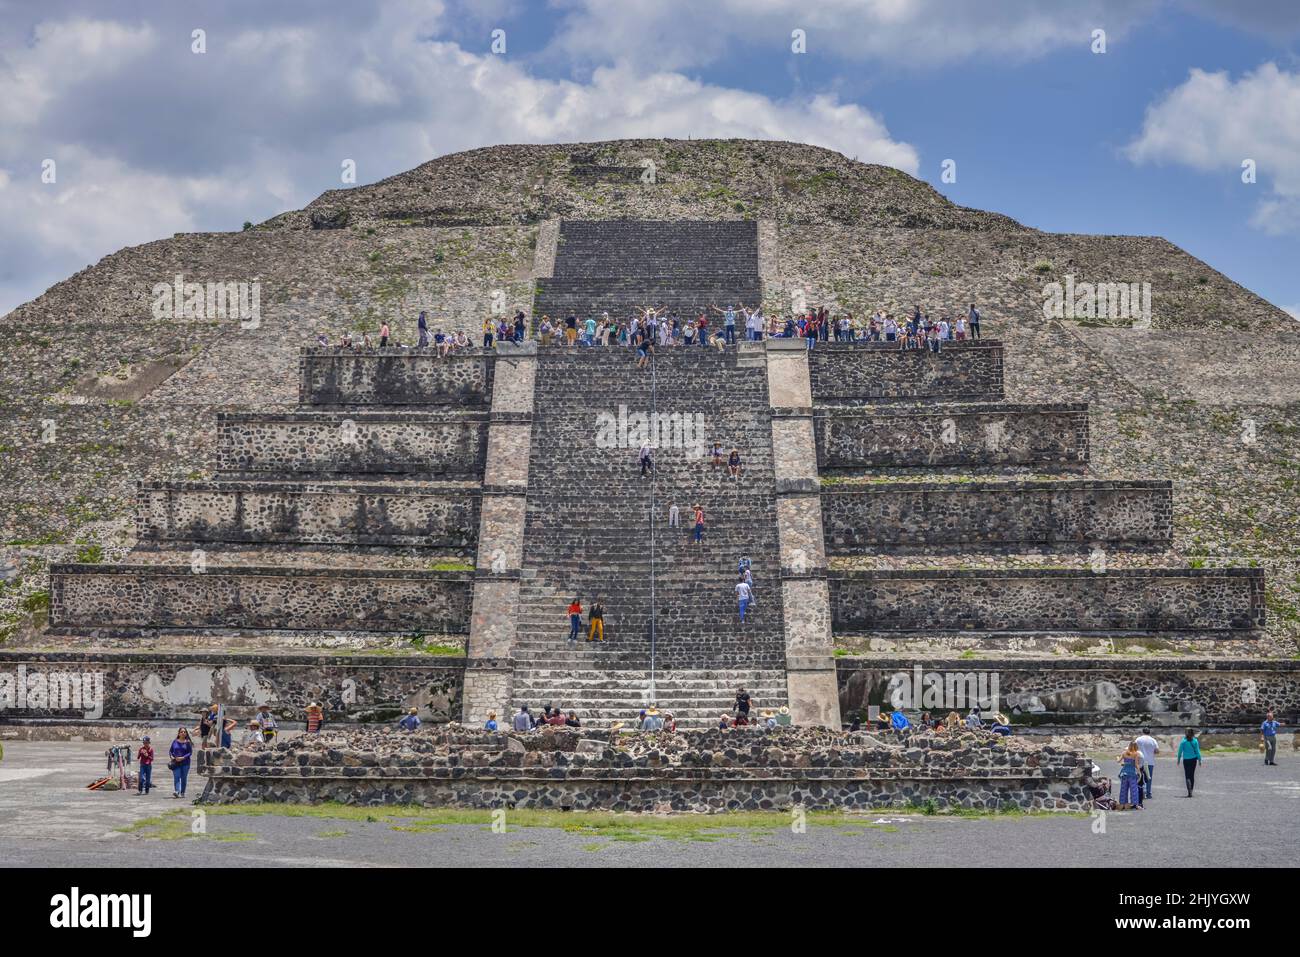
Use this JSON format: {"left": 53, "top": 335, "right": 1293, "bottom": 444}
{"left": 1125, "top": 63, "right": 1300, "bottom": 235}
{"left": 0, "top": 3, "right": 916, "bottom": 317}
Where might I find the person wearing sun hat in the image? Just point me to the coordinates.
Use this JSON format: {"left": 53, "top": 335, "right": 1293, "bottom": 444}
{"left": 642, "top": 707, "right": 664, "bottom": 732}
{"left": 760, "top": 709, "right": 777, "bottom": 730}
{"left": 775, "top": 705, "right": 792, "bottom": 727}
{"left": 718, "top": 713, "right": 732, "bottom": 730}
{"left": 990, "top": 712, "right": 1012, "bottom": 737}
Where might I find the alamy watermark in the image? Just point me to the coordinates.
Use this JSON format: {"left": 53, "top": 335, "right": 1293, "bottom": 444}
{"left": 1042, "top": 275, "right": 1151, "bottom": 328}
{"left": 595, "top": 405, "right": 706, "bottom": 459}
{"left": 151, "top": 274, "right": 261, "bottom": 328}
{"left": 886, "top": 665, "right": 1000, "bottom": 713}
{"left": 0, "top": 665, "right": 104, "bottom": 719}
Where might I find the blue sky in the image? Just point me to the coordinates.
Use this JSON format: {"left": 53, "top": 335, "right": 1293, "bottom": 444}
{"left": 2, "top": 1, "right": 1298, "bottom": 317}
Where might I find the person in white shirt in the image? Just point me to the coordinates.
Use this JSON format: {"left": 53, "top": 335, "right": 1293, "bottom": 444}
{"left": 1134, "top": 729, "right": 1160, "bottom": 799}
{"left": 735, "top": 576, "right": 753, "bottom": 624}
{"left": 667, "top": 501, "right": 679, "bottom": 528}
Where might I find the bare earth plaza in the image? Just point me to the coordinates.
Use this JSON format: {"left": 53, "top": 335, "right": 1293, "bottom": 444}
{"left": 0, "top": 2, "right": 1295, "bottom": 930}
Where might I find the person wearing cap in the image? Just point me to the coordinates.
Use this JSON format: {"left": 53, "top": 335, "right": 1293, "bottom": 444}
{"left": 136, "top": 736, "right": 154, "bottom": 795}
{"left": 256, "top": 704, "right": 278, "bottom": 742}
{"left": 398, "top": 707, "right": 421, "bottom": 732}
{"left": 484, "top": 710, "right": 498, "bottom": 732}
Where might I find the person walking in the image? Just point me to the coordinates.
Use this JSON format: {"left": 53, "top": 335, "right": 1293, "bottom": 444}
{"left": 968, "top": 303, "right": 981, "bottom": 339}
{"left": 735, "top": 574, "right": 753, "bottom": 625}
{"left": 168, "top": 727, "right": 193, "bottom": 799}
{"left": 692, "top": 503, "right": 705, "bottom": 545}
{"left": 1135, "top": 728, "right": 1160, "bottom": 799}
{"left": 1117, "top": 740, "right": 1143, "bottom": 810}
{"left": 379, "top": 322, "right": 391, "bottom": 348}
{"left": 587, "top": 597, "right": 605, "bottom": 642}
{"left": 1176, "top": 727, "right": 1203, "bottom": 797}
{"left": 667, "top": 501, "right": 679, "bottom": 529}
{"left": 566, "top": 597, "right": 583, "bottom": 643}
{"left": 136, "top": 736, "right": 154, "bottom": 795}
{"left": 639, "top": 442, "right": 654, "bottom": 477}
{"left": 1261, "top": 711, "right": 1282, "bottom": 765}
{"left": 417, "top": 311, "right": 429, "bottom": 348}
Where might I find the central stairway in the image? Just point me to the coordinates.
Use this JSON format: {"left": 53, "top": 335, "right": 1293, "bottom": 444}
{"left": 511, "top": 346, "right": 788, "bottom": 728}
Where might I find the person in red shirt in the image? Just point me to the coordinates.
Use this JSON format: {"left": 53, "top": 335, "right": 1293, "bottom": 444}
{"left": 136, "top": 737, "right": 154, "bottom": 795}
{"left": 692, "top": 504, "right": 705, "bottom": 545}
{"left": 566, "top": 598, "right": 582, "bottom": 642}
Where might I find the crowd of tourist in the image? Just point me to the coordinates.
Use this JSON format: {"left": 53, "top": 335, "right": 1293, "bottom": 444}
{"left": 312, "top": 303, "right": 984, "bottom": 355}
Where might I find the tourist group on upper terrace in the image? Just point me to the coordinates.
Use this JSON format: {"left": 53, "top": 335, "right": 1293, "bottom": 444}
{"left": 314, "top": 302, "right": 984, "bottom": 354}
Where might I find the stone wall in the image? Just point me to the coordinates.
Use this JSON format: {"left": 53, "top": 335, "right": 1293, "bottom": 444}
{"left": 809, "top": 341, "right": 1004, "bottom": 403}
{"left": 821, "top": 480, "right": 1173, "bottom": 553}
{"left": 195, "top": 726, "right": 1093, "bottom": 812}
{"left": 829, "top": 568, "right": 1266, "bottom": 634}
{"left": 48, "top": 565, "right": 473, "bottom": 634}
{"left": 135, "top": 480, "right": 481, "bottom": 548}
{"left": 299, "top": 349, "right": 493, "bottom": 407}
{"left": 815, "top": 403, "right": 1089, "bottom": 470}
{"left": 837, "top": 657, "right": 1300, "bottom": 729}
{"left": 216, "top": 411, "right": 488, "bottom": 477}
{"left": 0, "top": 651, "right": 464, "bottom": 723}
{"left": 765, "top": 341, "right": 841, "bottom": 728}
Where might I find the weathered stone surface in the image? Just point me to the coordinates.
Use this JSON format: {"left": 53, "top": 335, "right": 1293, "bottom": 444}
{"left": 809, "top": 341, "right": 1004, "bottom": 403}
{"left": 300, "top": 349, "right": 491, "bottom": 406}
{"left": 830, "top": 568, "right": 1265, "bottom": 635}
{"left": 821, "top": 480, "right": 1173, "bottom": 553}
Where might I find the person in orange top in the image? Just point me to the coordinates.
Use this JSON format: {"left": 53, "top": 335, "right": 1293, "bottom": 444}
{"left": 692, "top": 504, "right": 705, "bottom": 545}
{"left": 566, "top": 598, "right": 582, "bottom": 642}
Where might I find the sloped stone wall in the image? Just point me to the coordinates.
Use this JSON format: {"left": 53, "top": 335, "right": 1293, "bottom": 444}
{"left": 829, "top": 568, "right": 1265, "bottom": 634}
{"left": 299, "top": 349, "right": 492, "bottom": 406}
{"left": 837, "top": 657, "right": 1300, "bottom": 729}
{"left": 809, "top": 341, "right": 1004, "bottom": 403}
{"left": 135, "top": 480, "right": 480, "bottom": 548}
{"left": 216, "top": 411, "right": 488, "bottom": 476}
{"left": 815, "top": 403, "right": 1089, "bottom": 470}
{"left": 48, "top": 565, "right": 473, "bottom": 634}
{"left": 821, "top": 480, "right": 1173, "bottom": 553}
{"left": 0, "top": 652, "right": 464, "bottom": 723}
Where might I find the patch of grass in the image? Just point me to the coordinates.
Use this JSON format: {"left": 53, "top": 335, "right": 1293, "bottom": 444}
{"left": 74, "top": 543, "right": 104, "bottom": 564}
{"left": 428, "top": 560, "right": 474, "bottom": 571}
{"left": 116, "top": 810, "right": 253, "bottom": 842}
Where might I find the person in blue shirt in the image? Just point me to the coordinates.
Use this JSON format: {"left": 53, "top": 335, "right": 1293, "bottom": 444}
{"left": 1176, "top": 728, "right": 1203, "bottom": 797}
{"left": 399, "top": 707, "right": 421, "bottom": 732}
{"left": 889, "top": 708, "right": 910, "bottom": 735}
{"left": 484, "top": 711, "right": 498, "bottom": 732}
{"left": 168, "top": 728, "right": 193, "bottom": 799}
{"left": 1261, "top": 711, "right": 1282, "bottom": 766}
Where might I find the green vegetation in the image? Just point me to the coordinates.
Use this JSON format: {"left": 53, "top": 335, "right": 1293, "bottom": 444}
{"left": 74, "top": 543, "right": 104, "bottom": 564}
{"left": 117, "top": 802, "right": 1065, "bottom": 844}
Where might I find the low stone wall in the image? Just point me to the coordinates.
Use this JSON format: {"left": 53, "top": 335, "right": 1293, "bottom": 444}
{"left": 837, "top": 657, "right": 1300, "bottom": 730}
{"left": 815, "top": 403, "right": 1088, "bottom": 470}
{"left": 0, "top": 652, "right": 464, "bottom": 723}
{"left": 821, "top": 480, "right": 1173, "bottom": 553}
{"left": 195, "top": 726, "right": 1093, "bottom": 812}
{"left": 809, "top": 341, "right": 1004, "bottom": 403}
{"left": 215, "top": 411, "right": 489, "bottom": 477}
{"left": 136, "top": 480, "right": 481, "bottom": 548}
{"left": 829, "top": 568, "right": 1265, "bottom": 634}
{"left": 299, "top": 349, "right": 492, "bottom": 406}
{"left": 48, "top": 565, "right": 473, "bottom": 634}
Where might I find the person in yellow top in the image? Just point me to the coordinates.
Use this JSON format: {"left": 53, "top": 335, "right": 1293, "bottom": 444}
{"left": 482, "top": 317, "right": 495, "bottom": 349}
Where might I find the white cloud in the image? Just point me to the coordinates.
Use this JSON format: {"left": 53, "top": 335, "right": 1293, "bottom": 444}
{"left": 0, "top": 6, "right": 917, "bottom": 317}
{"left": 1125, "top": 63, "right": 1300, "bottom": 235}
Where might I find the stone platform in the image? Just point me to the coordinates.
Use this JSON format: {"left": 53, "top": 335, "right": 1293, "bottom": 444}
{"left": 195, "top": 725, "right": 1094, "bottom": 812}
